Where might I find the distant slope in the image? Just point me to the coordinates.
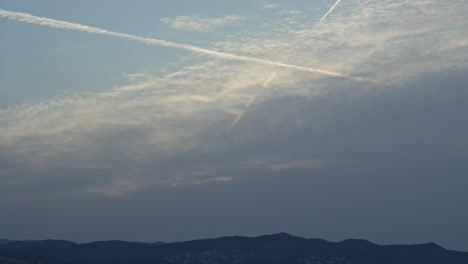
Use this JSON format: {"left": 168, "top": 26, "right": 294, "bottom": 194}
{"left": 1, "top": 233, "right": 467, "bottom": 264}
{"left": 0, "top": 240, "right": 13, "bottom": 246}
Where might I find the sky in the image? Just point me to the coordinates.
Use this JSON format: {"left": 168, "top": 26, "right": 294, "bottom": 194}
{"left": 1, "top": 0, "right": 468, "bottom": 251}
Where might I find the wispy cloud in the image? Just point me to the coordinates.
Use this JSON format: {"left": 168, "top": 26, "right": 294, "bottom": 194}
{"left": 270, "top": 159, "right": 326, "bottom": 171}
{"left": 261, "top": 1, "right": 279, "bottom": 10}
{"left": 0, "top": 8, "right": 351, "bottom": 79}
{"left": 161, "top": 15, "right": 243, "bottom": 32}
{"left": 0, "top": 0, "right": 467, "bottom": 199}
{"left": 85, "top": 180, "right": 144, "bottom": 197}
{"left": 191, "top": 177, "right": 233, "bottom": 185}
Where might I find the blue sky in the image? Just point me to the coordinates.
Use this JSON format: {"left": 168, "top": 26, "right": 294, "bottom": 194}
{"left": 1, "top": 0, "right": 468, "bottom": 251}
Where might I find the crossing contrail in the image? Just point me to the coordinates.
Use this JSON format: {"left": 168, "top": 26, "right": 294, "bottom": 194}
{"left": 229, "top": 72, "right": 276, "bottom": 129}
{"left": 320, "top": 0, "right": 342, "bottom": 22}
{"left": 0, "top": 8, "right": 361, "bottom": 80}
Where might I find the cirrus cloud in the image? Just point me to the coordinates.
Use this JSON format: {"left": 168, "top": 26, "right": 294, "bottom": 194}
{"left": 160, "top": 14, "right": 243, "bottom": 32}
{"left": 0, "top": 0, "right": 467, "bottom": 200}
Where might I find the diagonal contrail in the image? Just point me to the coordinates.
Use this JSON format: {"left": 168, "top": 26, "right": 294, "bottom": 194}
{"left": 320, "top": 0, "right": 342, "bottom": 22}
{"left": 0, "top": 8, "right": 362, "bottom": 80}
{"left": 229, "top": 72, "right": 276, "bottom": 129}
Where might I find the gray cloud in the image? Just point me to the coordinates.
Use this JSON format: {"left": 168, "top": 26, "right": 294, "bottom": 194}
{"left": 1, "top": 0, "right": 467, "bottom": 197}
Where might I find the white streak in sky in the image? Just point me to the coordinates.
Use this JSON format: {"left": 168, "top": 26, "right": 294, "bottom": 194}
{"left": 230, "top": 72, "right": 276, "bottom": 128}
{"left": 229, "top": 95, "right": 256, "bottom": 128}
{"left": 320, "top": 0, "right": 342, "bottom": 22}
{"left": 261, "top": 72, "right": 277, "bottom": 89}
{"left": 0, "top": 8, "right": 358, "bottom": 80}
{"left": 244, "top": 95, "right": 256, "bottom": 108}
{"left": 229, "top": 112, "right": 244, "bottom": 129}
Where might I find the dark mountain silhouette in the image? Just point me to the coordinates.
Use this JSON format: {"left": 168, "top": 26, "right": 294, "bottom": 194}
{"left": 1, "top": 233, "right": 467, "bottom": 264}
{"left": 0, "top": 240, "right": 12, "bottom": 246}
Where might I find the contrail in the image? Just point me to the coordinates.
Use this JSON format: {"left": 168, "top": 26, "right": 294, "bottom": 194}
{"left": 0, "top": 8, "right": 358, "bottom": 80}
{"left": 320, "top": 0, "right": 342, "bottom": 22}
{"left": 230, "top": 72, "right": 276, "bottom": 129}
{"left": 261, "top": 72, "right": 277, "bottom": 89}
{"left": 229, "top": 111, "right": 245, "bottom": 129}
{"left": 229, "top": 95, "right": 257, "bottom": 128}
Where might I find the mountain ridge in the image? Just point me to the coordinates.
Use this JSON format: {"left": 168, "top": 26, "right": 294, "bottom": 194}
{"left": 1, "top": 233, "right": 466, "bottom": 264}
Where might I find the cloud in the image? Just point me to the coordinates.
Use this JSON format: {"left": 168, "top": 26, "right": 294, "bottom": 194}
{"left": 85, "top": 179, "right": 144, "bottom": 197}
{"left": 270, "top": 159, "right": 326, "bottom": 172}
{"left": 160, "top": 15, "right": 243, "bottom": 31}
{"left": 191, "top": 177, "right": 233, "bottom": 185}
{"left": 261, "top": 1, "right": 279, "bottom": 10}
{"left": 0, "top": 0, "right": 467, "bottom": 200}
{"left": 278, "top": 10, "right": 302, "bottom": 15}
